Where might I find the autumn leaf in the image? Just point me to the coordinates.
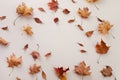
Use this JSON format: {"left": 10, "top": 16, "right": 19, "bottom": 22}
{"left": 45, "top": 52, "right": 51, "bottom": 57}
{"left": 54, "top": 17, "right": 59, "bottom": 23}
{"left": 63, "top": 9, "right": 70, "bottom": 14}
{"left": 54, "top": 67, "right": 69, "bottom": 80}
{"left": 23, "top": 44, "right": 28, "bottom": 50}
{"left": 75, "top": 61, "right": 91, "bottom": 76}
{"left": 96, "top": 39, "right": 110, "bottom": 54}
{"left": 78, "top": 7, "right": 91, "bottom": 18}
{"left": 0, "top": 16, "right": 6, "bottom": 20}
{"left": 78, "top": 43, "right": 84, "bottom": 47}
{"left": 86, "top": 0, "right": 99, "bottom": 3}
{"left": 38, "top": 7, "right": 46, "bottom": 12}
{"left": 23, "top": 25, "right": 33, "bottom": 36}
{"left": 42, "top": 71, "right": 47, "bottom": 80}
{"left": 31, "top": 51, "right": 40, "bottom": 61}
{"left": 97, "top": 17, "right": 103, "bottom": 22}
{"left": 85, "top": 30, "right": 94, "bottom": 37}
{"left": 29, "top": 64, "right": 41, "bottom": 75}
{"left": 80, "top": 50, "right": 87, "bottom": 53}
{"left": 34, "top": 18, "right": 43, "bottom": 24}
{"left": 101, "top": 66, "right": 112, "bottom": 77}
{"left": 77, "top": 24, "right": 84, "bottom": 31}
{"left": 68, "top": 19, "right": 75, "bottom": 23}
{"left": 48, "top": 0, "right": 59, "bottom": 12}
{"left": 1, "top": 26, "right": 8, "bottom": 31}
{"left": 71, "top": 0, "right": 76, "bottom": 3}
{"left": 16, "top": 2, "right": 33, "bottom": 17}
{"left": 0, "top": 37, "right": 8, "bottom": 46}
{"left": 7, "top": 54, "right": 22, "bottom": 68}
{"left": 98, "top": 20, "right": 113, "bottom": 35}
{"left": 16, "top": 77, "right": 21, "bottom": 80}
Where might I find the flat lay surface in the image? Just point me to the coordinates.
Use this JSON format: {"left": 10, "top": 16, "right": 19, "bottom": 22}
{"left": 0, "top": 0, "right": 120, "bottom": 80}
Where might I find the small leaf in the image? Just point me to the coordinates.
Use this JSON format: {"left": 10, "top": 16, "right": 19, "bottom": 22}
{"left": 1, "top": 26, "right": 8, "bottom": 31}
{"left": 77, "top": 24, "right": 84, "bottom": 31}
{"left": 77, "top": 43, "right": 84, "bottom": 47}
{"left": 80, "top": 50, "right": 87, "bottom": 53}
{"left": 63, "top": 9, "right": 70, "bottom": 14}
{"left": 71, "top": 0, "right": 76, "bottom": 3}
{"left": 34, "top": 18, "right": 43, "bottom": 24}
{"left": 38, "top": 7, "right": 46, "bottom": 12}
{"left": 23, "top": 25, "right": 33, "bottom": 36}
{"left": 54, "top": 17, "right": 59, "bottom": 23}
{"left": 0, "top": 16, "right": 6, "bottom": 20}
{"left": 68, "top": 19, "right": 75, "bottom": 23}
{"left": 101, "top": 66, "right": 112, "bottom": 77}
{"left": 45, "top": 52, "right": 51, "bottom": 57}
{"left": 0, "top": 37, "right": 8, "bottom": 46}
{"left": 29, "top": 64, "right": 41, "bottom": 75}
{"left": 85, "top": 30, "right": 94, "bottom": 37}
{"left": 42, "top": 71, "right": 47, "bottom": 80}
{"left": 23, "top": 44, "right": 28, "bottom": 50}
{"left": 31, "top": 51, "right": 40, "bottom": 60}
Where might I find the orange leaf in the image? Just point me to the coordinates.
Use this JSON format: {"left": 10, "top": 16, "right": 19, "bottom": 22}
{"left": 38, "top": 7, "right": 46, "bottom": 12}
{"left": 0, "top": 37, "right": 8, "bottom": 46}
{"left": 48, "top": 0, "right": 59, "bottom": 12}
{"left": 96, "top": 40, "right": 110, "bottom": 54}
{"left": 78, "top": 43, "right": 84, "bottom": 47}
{"left": 31, "top": 51, "right": 40, "bottom": 61}
{"left": 29, "top": 64, "right": 41, "bottom": 75}
{"left": 23, "top": 25, "right": 33, "bottom": 36}
{"left": 45, "top": 52, "right": 51, "bottom": 57}
{"left": 68, "top": 19, "right": 75, "bottom": 23}
{"left": 71, "top": 0, "right": 76, "bottom": 3}
{"left": 42, "top": 71, "right": 47, "bottom": 80}
{"left": 101, "top": 66, "right": 112, "bottom": 77}
{"left": 0, "top": 16, "right": 6, "bottom": 20}
{"left": 85, "top": 30, "right": 94, "bottom": 37}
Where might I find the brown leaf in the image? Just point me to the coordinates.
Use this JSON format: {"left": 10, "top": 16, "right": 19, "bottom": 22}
{"left": 86, "top": 0, "right": 99, "bottom": 3}
{"left": 7, "top": 54, "right": 22, "bottom": 68}
{"left": 0, "top": 16, "right": 6, "bottom": 20}
{"left": 80, "top": 50, "right": 87, "bottom": 53}
{"left": 98, "top": 20, "right": 113, "bottom": 35}
{"left": 23, "top": 44, "right": 28, "bottom": 50}
{"left": 1, "top": 26, "right": 8, "bottom": 31}
{"left": 96, "top": 40, "right": 110, "bottom": 54}
{"left": 38, "top": 7, "right": 46, "bottom": 12}
{"left": 78, "top": 43, "right": 84, "bottom": 47}
{"left": 68, "top": 19, "right": 75, "bottom": 23}
{"left": 34, "top": 18, "right": 43, "bottom": 24}
{"left": 78, "top": 7, "right": 91, "bottom": 18}
{"left": 42, "top": 71, "right": 47, "bottom": 80}
{"left": 45, "top": 52, "right": 51, "bottom": 57}
{"left": 75, "top": 61, "right": 91, "bottom": 76}
{"left": 71, "top": 0, "right": 76, "bottom": 3}
{"left": 101, "top": 66, "right": 112, "bottom": 77}
{"left": 54, "top": 17, "right": 59, "bottom": 23}
{"left": 54, "top": 67, "right": 69, "bottom": 79}
{"left": 29, "top": 64, "right": 41, "bottom": 75}
{"left": 48, "top": 0, "right": 59, "bottom": 12}
{"left": 63, "top": 9, "right": 70, "bottom": 14}
{"left": 16, "top": 2, "right": 33, "bottom": 17}
{"left": 77, "top": 24, "right": 84, "bottom": 31}
{"left": 16, "top": 77, "right": 21, "bottom": 80}
{"left": 31, "top": 51, "right": 40, "bottom": 60}
{"left": 85, "top": 30, "right": 94, "bottom": 37}
{"left": 97, "top": 17, "right": 103, "bottom": 22}
{"left": 0, "top": 37, "right": 8, "bottom": 46}
{"left": 23, "top": 25, "right": 33, "bottom": 36}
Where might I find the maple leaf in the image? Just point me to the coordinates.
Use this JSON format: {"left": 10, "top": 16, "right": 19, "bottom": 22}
{"left": 96, "top": 39, "right": 110, "bottom": 54}
{"left": 75, "top": 61, "right": 91, "bottom": 76}
{"left": 85, "top": 30, "right": 94, "bottom": 37}
{"left": 23, "top": 25, "right": 33, "bottom": 36}
{"left": 98, "top": 20, "right": 113, "bottom": 35}
{"left": 48, "top": 0, "right": 59, "bottom": 12}
{"left": 54, "top": 67, "right": 69, "bottom": 80}
{"left": 7, "top": 54, "right": 22, "bottom": 68}
{"left": 101, "top": 66, "right": 112, "bottom": 77}
{"left": 29, "top": 64, "right": 41, "bottom": 75}
{"left": 16, "top": 2, "right": 33, "bottom": 17}
{"left": 63, "top": 9, "right": 70, "bottom": 14}
{"left": 78, "top": 7, "right": 91, "bottom": 18}
{"left": 0, "top": 37, "right": 8, "bottom": 46}
{"left": 0, "top": 16, "right": 6, "bottom": 20}
{"left": 31, "top": 51, "right": 40, "bottom": 61}
{"left": 86, "top": 0, "right": 99, "bottom": 3}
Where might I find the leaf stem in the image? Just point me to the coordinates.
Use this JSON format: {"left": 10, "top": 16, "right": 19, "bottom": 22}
{"left": 97, "top": 54, "right": 101, "bottom": 64}
{"left": 94, "top": 4, "right": 99, "bottom": 10}
{"left": 13, "top": 15, "right": 21, "bottom": 26}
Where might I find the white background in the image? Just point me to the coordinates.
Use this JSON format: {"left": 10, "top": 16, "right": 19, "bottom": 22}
{"left": 0, "top": 0, "right": 120, "bottom": 80}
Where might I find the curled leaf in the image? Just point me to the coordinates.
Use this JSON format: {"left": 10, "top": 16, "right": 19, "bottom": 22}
{"left": 34, "top": 18, "right": 43, "bottom": 24}
{"left": 77, "top": 24, "right": 84, "bottom": 31}
{"left": 63, "top": 9, "right": 70, "bottom": 14}
{"left": 38, "top": 7, "right": 46, "bottom": 12}
{"left": 1, "top": 26, "right": 8, "bottom": 31}
{"left": 71, "top": 0, "right": 76, "bottom": 3}
{"left": 45, "top": 52, "right": 51, "bottom": 57}
{"left": 31, "top": 51, "right": 40, "bottom": 60}
{"left": 23, "top": 25, "right": 33, "bottom": 36}
{"left": 23, "top": 44, "right": 28, "bottom": 50}
{"left": 54, "top": 17, "right": 59, "bottom": 23}
{"left": 80, "top": 50, "right": 87, "bottom": 53}
{"left": 101, "top": 66, "right": 112, "bottom": 77}
{"left": 86, "top": 0, "right": 99, "bottom": 3}
{"left": 0, "top": 37, "right": 8, "bottom": 46}
{"left": 78, "top": 7, "right": 91, "bottom": 18}
{"left": 85, "top": 30, "right": 94, "bottom": 37}
{"left": 29, "top": 64, "right": 41, "bottom": 75}
{"left": 42, "top": 71, "right": 47, "bottom": 80}
{"left": 68, "top": 19, "right": 75, "bottom": 23}
{"left": 48, "top": 0, "right": 59, "bottom": 12}
{"left": 0, "top": 16, "right": 6, "bottom": 20}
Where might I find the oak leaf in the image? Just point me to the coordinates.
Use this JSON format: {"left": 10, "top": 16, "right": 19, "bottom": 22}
{"left": 0, "top": 37, "right": 8, "bottom": 46}
{"left": 80, "top": 50, "right": 87, "bottom": 53}
{"left": 31, "top": 51, "right": 40, "bottom": 61}
{"left": 23, "top": 25, "right": 33, "bottom": 36}
{"left": 96, "top": 40, "right": 110, "bottom": 54}
{"left": 98, "top": 21, "right": 113, "bottom": 35}
{"left": 78, "top": 7, "right": 91, "bottom": 18}
{"left": 75, "top": 61, "right": 91, "bottom": 76}
{"left": 29, "top": 64, "right": 41, "bottom": 75}
{"left": 7, "top": 54, "right": 22, "bottom": 68}
{"left": 68, "top": 19, "right": 75, "bottom": 23}
{"left": 1, "top": 26, "right": 8, "bottom": 31}
{"left": 101, "top": 66, "right": 112, "bottom": 77}
{"left": 48, "top": 0, "right": 59, "bottom": 12}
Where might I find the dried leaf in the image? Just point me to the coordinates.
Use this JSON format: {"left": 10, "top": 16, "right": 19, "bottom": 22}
{"left": 23, "top": 25, "right": 33, "bottom": 36}
{"left": 1, "top": 26, "right": 8, "bottom": 31}
{"left": 68, "top": 19, "right": 75, "bottom": 23}
{"left": 96, "top": 40, "right": 110, "bottom": 54}
{"left": 45, "top": 52, "right": 51, "bottom": 57}
{"left": 78, "top": 43, "right": 84, "bottom": 47}
{"left": 7, "top": 54, "right": 22, "bottom": 68}
{"left": 0, "top": 16, "right": 6, "bottom": 20}
{"left": 54, "top": 17, "right": 59, "bottom": 23}
{"left": 101, "top": 66, "right": 112, "bottom": 77}
{"left": 34, "top": 18, "right": 43, "bottom": 24}
{"left": 98, "top": 20, "right": 113, "bottom": 35}
{"left": 38, "top": 7, "right": 46, "bottom": 12}
{"left": 75, "top": 61, "right": 91, "bottom": 76}
{"left": 23, "top": 44, "right": 28, "bottom": 50}
{"left": 16, "top": 77, "right": 21, "bottom": 80}
{"left": 78, "top": 7, "right": 91, "bottom": 18}
{"left": 0, "top": 37, "right": 8, "bottom": 46}
{"left": 16, "top": 2, "right": 33, "bottom": 17}
{"left": 29, "top": 64, "right": 41, "bottom": 75}
{"left": 63, "top": 9, "right": 70, "bottom": 14}
{"left": 31, "top": 51, "right": 40, "bottom": 60}
{"left": 97, "top": 17, "right": 103, "bottom": 22}
{"left": 85, "top": 30, "right": 94, "bottom": 37}
{"left": 54, "top": 67, "right": 69, "bottom": 79}
{"left": 42, "top": 71, "right": 47, "bottom": 80}
{"left": 71, "top": 0, "right": 76, "bottom": 3}
{"left": 80, "top": 50, "right": 87, "bottom": 53}
{"left": 77, "top": 24, "right": 84, "bottom": 31}
{"left": 48, "top": 0, "right": 59, "bottom": 12}
{"left": 86, "top": 0, "right": 99, "bottom": 3}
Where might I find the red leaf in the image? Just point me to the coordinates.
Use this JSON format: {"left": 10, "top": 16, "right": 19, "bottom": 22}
{"left": 85, "top": 30, "right": 94, "bottom": 37}
{"left": 68, "top": 19, "right": 75, "bottom": 23}
{"left": 54, "top": 17, "right": 59, "bottom": 23}
{"left": 48, "top": 0, "right": 59, "bottom": 12}
{"left": 80, "top": 50, "right": 87, "bottom": 53}
{"left": 42, "top": 71, "right": 47, "bottom": 80}
{"left": 1, "top": 26, "right": 8, "bottom": 31}
{"left": 31, "top": 51, "right": 40, "bottom": 60}
{"left": 77, "top": 43, "right": 84, "bottom": 47}
{"left": 63, "top": 9, "right": 70, "bottom": 14}
{"left": 23, "top": 44, "right": 28, "bottom": 50}
{"left": 34, "top": 18, "right": 43, "bottom": 24}
{"left": 71, "top": 0, "right": 76, "bottom": 3}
